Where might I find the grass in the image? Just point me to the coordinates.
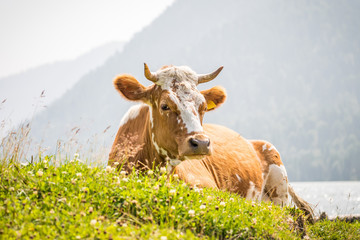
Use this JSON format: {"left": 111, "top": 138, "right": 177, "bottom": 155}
{"left": 0, "top": 155, "right": 359, "bottom": 239}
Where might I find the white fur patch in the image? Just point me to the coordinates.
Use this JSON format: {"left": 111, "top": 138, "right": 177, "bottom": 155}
{"left": 268, "top": 145, "right": 277, "bottom": 151}
{"left": 151, "top": 133, "right": 168, "bottom": 157}
{"left": 246, "top": 181, "right": 261, "bottom": 200}
{"left": 119, "top": 104, "right": 144, "bottom": 127}
{"left": 266, "top": 164, "right": 289, "bottom": 205}
{"left": 262, "top": 143, "right": 277, "bottom": 152}
{"left": 262, "top": 143, "right": 267, "bottom": 152}
{"left": 235, "top": 174, "right": 241, "bottom": 182}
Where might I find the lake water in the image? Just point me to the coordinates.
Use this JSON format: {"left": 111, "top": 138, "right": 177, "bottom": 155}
{"left": 291, "top": 181, "right": 360, "bottom": 218}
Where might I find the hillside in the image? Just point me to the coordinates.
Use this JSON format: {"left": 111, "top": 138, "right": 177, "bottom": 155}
{"left": 1, "top": 157, "right": 359, "bottom": 239}
{"left": 0, "top": 41, "right": 124, "bottom": 130}
{"left": 29, "top": 0, "right": 360, "bottom": 181}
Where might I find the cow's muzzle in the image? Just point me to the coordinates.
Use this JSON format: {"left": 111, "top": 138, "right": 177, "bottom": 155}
{"left": 178, "top": 134, "right": 211, "bottom": 157}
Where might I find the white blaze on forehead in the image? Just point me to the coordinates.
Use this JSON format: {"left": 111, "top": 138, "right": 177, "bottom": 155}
{"left": 119, "top": 104, "right": 144, "bottom": 127}
{"left": 155, "top": 66, "right": 205, "bottom": 133}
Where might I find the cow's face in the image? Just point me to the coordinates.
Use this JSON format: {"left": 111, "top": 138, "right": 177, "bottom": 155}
{"left": 114, "top": 64, "right": 226, "bottom": 163}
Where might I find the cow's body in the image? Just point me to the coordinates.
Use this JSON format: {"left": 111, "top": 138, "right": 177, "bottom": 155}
{"left": 109, "top": 64, "right": 313, "bottom": 220}
{"left": 109, "top": 104, "right": 289, "bottom": 205}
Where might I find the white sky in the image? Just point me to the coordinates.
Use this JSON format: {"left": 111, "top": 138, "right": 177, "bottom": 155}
{"left": 0, "top": 0, "right": 174, "bottom": 78}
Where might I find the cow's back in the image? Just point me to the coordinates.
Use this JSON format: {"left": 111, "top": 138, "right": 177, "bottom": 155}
{"left": 175, "top": 124, "right": 263, "bottom": 198}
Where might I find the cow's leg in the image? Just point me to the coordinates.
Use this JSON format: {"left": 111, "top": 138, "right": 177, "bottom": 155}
{"left": 263, "top": 163, "right": 289, "bottom": 206}
{"left": 252, "top": 140, "right": 314, "bottom": 221}
{"left": 251, "top": 140, "right": 289, "bottom": 206}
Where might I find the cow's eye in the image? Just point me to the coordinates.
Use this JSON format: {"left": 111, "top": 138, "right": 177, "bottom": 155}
{"left": 161, "top": 104, "right": 170, "bottom": 111}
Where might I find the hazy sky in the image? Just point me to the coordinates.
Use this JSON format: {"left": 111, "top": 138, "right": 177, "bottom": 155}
{"left": 0, "top": 0, "right": 174, "bottom": 78}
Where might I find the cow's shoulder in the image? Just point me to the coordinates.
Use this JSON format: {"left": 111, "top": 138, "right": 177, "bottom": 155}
{"left": 109, "top": 104, "right": 151, "bottom": 168}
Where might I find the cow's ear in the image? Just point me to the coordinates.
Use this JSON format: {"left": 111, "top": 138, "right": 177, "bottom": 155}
{"left": 113, "top": 74, "right": 150, "bottom": 102}
{"left": 201, "top": 86, "right": 226, "bottom": 111}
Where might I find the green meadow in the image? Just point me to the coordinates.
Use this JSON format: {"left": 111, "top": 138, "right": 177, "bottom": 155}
{"left": 1, "top": 154, "right": 359, "bottom": 239}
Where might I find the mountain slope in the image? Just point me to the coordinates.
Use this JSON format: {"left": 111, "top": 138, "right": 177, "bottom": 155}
{"left": 30, "top": 0, "right": 360, "bottom": 181}
{"left": 0, "top": 41, "right": 124, "bottom": 129}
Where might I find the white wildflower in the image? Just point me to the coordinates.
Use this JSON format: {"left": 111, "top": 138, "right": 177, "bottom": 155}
{"left": 160, "top": 167, "right": 167, "bottom": 174}
{"left": 74, "top": 153, "right": 80, "bottom": 159}
{"left": 172, "top": 174, "right": 179, "bottom": 180}
{"left": 169, "top": 189, "right": 176, "bottom": 195}
{"left": 220, "top": 201, "right": 226, "bottom": 206}
{"left": 229, "top": 198, "right": 234, "bottom": 201}
{"left": 200, "top": 204, "right": 206, "bottom": 210}
{"left": 122, "top": 177, "right": 129, "bottom": 182}
{"left": 9, "top": 187, "right": 15, "bottom": 192}
{"left": 160, "top": 236, "right": 168, "bottom": 240}
{"left": 90, "top": 219, "right": 97, "bottom": 226}
{"left": 36, "top": 170, "right": 44, "bottom": 177}
{"left": 120, "top": 170, "right": 127, "bottom": 176}
{"left": 27, "top": 171, "right": 34, "bottom": 176}
{"left": 171, "top": 206, "right": 176, "bottom": 210}
{"left": 105, "top": 166, "right": 114, "bottom": 173}
{"left": 81, "top": 187, "right": 89, "bottom": 193}
{"left": 147, "top": 170, "right": 154, "bottom": 175}
{"left": 207, "top": 196, "right": 213, "bottom": 201}
{"left": 76, "top": 172, "right": 82, "bottom": 177}
{"left": 188, "top": 209, "right": 195, "bottom": 217}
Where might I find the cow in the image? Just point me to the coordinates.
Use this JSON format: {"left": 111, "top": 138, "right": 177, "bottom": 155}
{"left": 108, "top": 63, "right": 314, "bottom": 221}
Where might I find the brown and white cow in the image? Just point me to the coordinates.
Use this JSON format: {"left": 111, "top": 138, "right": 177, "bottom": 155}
{"left": 108, "top": 64, "right": 313, "bottom": 220}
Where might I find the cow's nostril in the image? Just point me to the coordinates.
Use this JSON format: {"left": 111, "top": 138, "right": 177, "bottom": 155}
{"left": 206, "top": 139, "right": 210, "bottom": 147}
{"left": 189, "top": 138, "right": 199, "bottom": 148}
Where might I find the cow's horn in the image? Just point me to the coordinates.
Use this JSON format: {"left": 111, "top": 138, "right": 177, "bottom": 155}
{"left": 144, "top": 63, "right": 158, "bottom": 83}
{"left": 197, "top": 66, "right": 224, "bottom": 84}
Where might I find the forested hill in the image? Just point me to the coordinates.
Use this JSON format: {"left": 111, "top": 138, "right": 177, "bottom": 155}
{"left": 30, "top": 0, "right": 360, "bottom": 181}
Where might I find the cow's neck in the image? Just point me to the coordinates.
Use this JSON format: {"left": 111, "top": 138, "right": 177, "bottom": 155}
{"left": 148, "top": 107, "right": 182, "bottom": 173}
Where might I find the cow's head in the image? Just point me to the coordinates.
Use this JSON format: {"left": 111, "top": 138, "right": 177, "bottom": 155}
{"left": 114, "top": 64, "right": 226, "bottom": 164}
